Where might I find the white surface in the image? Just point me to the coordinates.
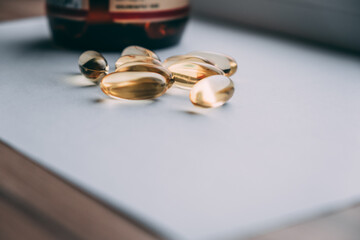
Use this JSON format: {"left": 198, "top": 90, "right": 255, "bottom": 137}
{"left": 1, "top": 18, "right": 360, "bottom": 240}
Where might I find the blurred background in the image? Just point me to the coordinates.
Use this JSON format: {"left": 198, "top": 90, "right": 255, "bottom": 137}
{"left": 193, "top": 0, "right": 360, "bottom": 52}
{"left": 0, "top": 0, "right": 44, "bottom": 21}
{"left": 1, "top": 0, "right": 360, "bottom": 52}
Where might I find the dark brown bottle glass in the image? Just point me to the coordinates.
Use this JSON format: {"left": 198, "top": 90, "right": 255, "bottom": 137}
{"left": 46, "top": 0, "right": 190, "bottom": 50}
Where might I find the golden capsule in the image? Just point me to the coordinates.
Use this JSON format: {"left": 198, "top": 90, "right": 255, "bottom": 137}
{"left": 162, "top": 55, "right": 215, "bottom": 68}
{"left": 167, "top": 62, "right": 224, "bottom": 89}
{"left": 115, "top": 62, "right": 174, "bottom": 88}
{"left": 115, "top": 55, "right": 162, "bottom": 70}
{"left": 100, "top": 72, "right": 167, "bottom": 100}
{"left": 78, "top": 50, "right": 109, "bottom": 83}
{"left": 188, "top": 51, "right": 237, "bottom": 76}
{"left": 190, "top": 75, "right": 235, "bottom": 108}
{"left": 121, "top": 46, "right": 160, "bottom": 61}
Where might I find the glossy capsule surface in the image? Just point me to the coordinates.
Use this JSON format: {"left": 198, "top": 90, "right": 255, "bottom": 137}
{"left": 121, "top": 46, "right": 160, "bottom": 60}
{"left": 167, "top": 62, "right": 224, "bottom": 89}
{"left": 115, "top": 62, "right": 174, "bottom": 88}
{"left": 162, "top": 55, "right": 214, "bottom": 68}
{"left": 189, "top": 51, "right": 237, "bottom": 76}
{"left": 115, "top": 55, "right": 162, "bottom": 70}
{"left": 190, "top": 75, "right": 235, "bottom": 108}
{"left": 100, "top": 72, "right": 167, "bottom": 100}
{"left": 78, "top": 50, "right": 109, "bottom": 82}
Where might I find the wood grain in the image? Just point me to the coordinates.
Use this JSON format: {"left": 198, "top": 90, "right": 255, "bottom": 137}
{"left": 0, "top": 192, "right": 60, "bottom": 240}
{"left": 250, "top": 204, "right": 360, "bottom": 240}
{"left": 0, "top": 142, "right": 164, "bottom": 240}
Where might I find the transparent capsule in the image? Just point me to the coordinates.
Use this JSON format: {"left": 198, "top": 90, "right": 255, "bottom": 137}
{"left": 167, "top": 62, "right": 224, "bottom": 89}
{"left": 78, "top": 50, "right": 109, "bottom": 83}
{"left": 115, "top": 62, "right": 174, "bottom": 88}
{"left": 115, "top": 55, "right": 162, "bottom": 70}
{"left": 162, "top": 55, "right": 215, "bottom": 68}
{"left": 190, "top": 75, "right": 235, "bottom": 108}
{"left": 188, "top": 51, "right": 237, "bottom": 76}
{"left": 121, "top": 46, "right": 160, "bottom": 61}
{"left": 100, "top": 72, "right": 167, "bottom": 100}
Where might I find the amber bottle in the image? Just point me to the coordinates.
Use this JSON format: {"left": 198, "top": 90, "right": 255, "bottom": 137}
{"left": 46, "top": 0, "right": 190, "bottom": 50}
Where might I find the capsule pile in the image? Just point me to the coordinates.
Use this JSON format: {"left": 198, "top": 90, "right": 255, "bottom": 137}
{"left": 78, "top": 46, "right": 236, "bottom": 108}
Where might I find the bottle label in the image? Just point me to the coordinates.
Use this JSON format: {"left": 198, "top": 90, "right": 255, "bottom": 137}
{"left": 109, "top": 0, "right": 190, "bottom": 23}
{"left": 47, "top": 0, "right": 89, "bottom": 20}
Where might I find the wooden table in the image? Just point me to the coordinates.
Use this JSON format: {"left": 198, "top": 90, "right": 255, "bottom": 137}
{"left": 1, "top": 1, "right": 359, "bottom": 239}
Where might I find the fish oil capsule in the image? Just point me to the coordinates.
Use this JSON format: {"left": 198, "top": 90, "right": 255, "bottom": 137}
{"left": 100, "top": 72, "right": 167, "bottom": 100}
{"left": 78, "top": 50, "right": 109, "bottom": 83}
{"left": 167, "top": 62, "right": 224, "bottom": 89}
{"left": 188, "top": 51, "right": 237, "bottom": 76}
{"left": 162, "top": 55, "right": 215, "bottom": 68}
{"left": 115, "top": 55, "right": 162, "bottom": 70}
{"left": 122, "top": 46, "right": 160, "bottom": 61}
{"left": 115, "top": 62, "right": 174, "bottom": 88}
{"left": 190, "top": 75, "right": 235, "bottom": 108}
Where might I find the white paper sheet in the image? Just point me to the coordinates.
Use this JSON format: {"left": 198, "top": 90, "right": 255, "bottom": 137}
{"left": 1, "top": 17, "right": 360, "bottom": 240}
